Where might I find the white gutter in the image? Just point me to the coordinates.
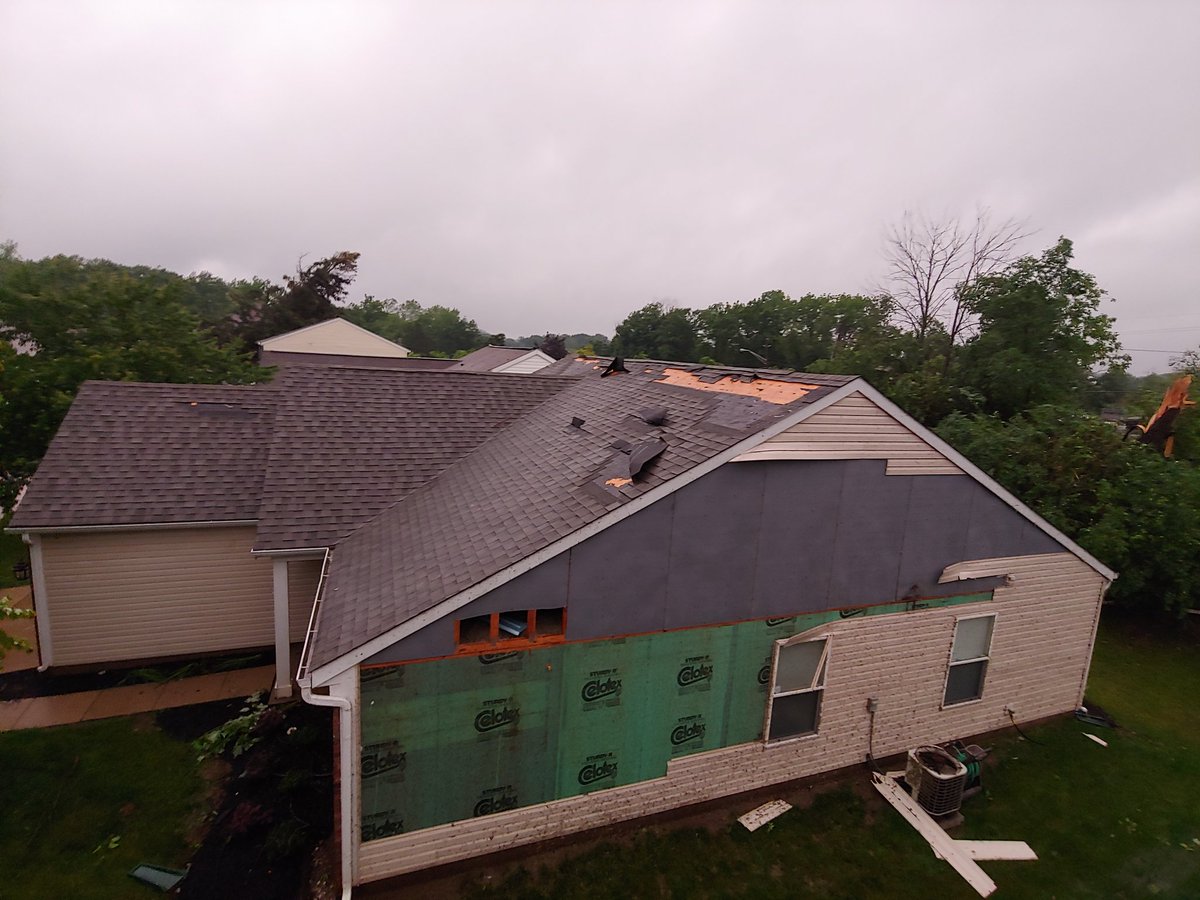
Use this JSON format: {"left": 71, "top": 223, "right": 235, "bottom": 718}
{"left": 7, "top": 519, "right": 257, "bottom": 534}
{"left": 300, "top": 669, "right": 356, "bottom": 899}
{"left": 251, "top": 546, "right": 331, "bottom": 558}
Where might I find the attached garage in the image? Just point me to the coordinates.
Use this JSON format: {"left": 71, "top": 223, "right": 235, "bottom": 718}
{"left": 35, "top": 526, "right": 275, "bottom": 667}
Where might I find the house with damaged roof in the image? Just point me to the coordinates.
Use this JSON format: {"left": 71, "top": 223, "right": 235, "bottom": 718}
{"left": 8, "top": 358, "right": 1114, "bottom": 893}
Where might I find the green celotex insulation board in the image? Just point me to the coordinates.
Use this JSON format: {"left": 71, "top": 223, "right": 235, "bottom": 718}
{"left": 359, "top": 594, "right": 988, "bottom": 840}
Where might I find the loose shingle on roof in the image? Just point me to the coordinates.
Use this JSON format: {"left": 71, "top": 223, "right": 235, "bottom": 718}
{"left": 309, "top": 365, "right": 854, "bottom": 667}
{"left": 253, "top": 366, "right": 577, "bottom": 551}
{"left": 9, "top": 382, "right": 275, "bottom": 529}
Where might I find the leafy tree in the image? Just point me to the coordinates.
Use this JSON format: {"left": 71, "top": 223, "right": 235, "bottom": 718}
{"left": 958, "top": 238, "right": 1127, "bottom": 418}
{"left": 340, "top": 295, "right": 409, "bottom": 344}
{"left": 0, "top": 251, "right": 260, "bottom": 507}
{"left": 938, "top": 406, "right": 1200, "bottom": 616}
{"left": 212, "top": 251, "right": 361, "bottom": 354}
{"left": 396, "top": 303, "right": 486, "bottom": 356}
{"left": 535, "top": 334, "right": 568, "bottom": 360}
{"left": 613, "top": 303, "right": 701, "bottom": 361}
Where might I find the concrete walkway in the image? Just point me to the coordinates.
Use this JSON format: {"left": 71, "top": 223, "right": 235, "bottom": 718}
{"left": 0, "top": 663, "right": 274, "bottom": 731}
{"left": 1, "top": 585, "right": 274, "bottom": 731}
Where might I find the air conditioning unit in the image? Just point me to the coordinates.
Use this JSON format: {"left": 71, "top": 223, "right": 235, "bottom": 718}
{"left": 905, "top": 745, "right": 968, "bottom": 816}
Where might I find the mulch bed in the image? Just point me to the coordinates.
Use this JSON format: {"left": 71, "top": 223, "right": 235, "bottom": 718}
{"left": 173, "top": 699, "right": 335, "bottom": 900}
{"left": 0, "top": 651, "right": 271, "bottom": 700}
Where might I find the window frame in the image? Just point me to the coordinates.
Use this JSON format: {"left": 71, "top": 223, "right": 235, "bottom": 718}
{"left": 763, "top": 633, "right": 832, "bottom": 744}
{"left": 941, "top": 613, "right": 996, "bottom": 708}
{"left": 454, "top": 607, "right": 567, "bottom": 651}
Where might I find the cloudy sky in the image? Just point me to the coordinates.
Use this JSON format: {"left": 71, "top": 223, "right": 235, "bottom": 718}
{"left": 2, "top": 1, "right": 1197, "bottom": 370}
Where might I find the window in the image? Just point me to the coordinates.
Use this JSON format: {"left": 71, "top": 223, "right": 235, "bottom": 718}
{"left": 455, "top": 608, "right": 565, "bottom": 649}
{"left": 766, "top": 636, "right": 829, "bottom": 741}
{"left": 944, "top": 615, "right": 995, "bottom": 706}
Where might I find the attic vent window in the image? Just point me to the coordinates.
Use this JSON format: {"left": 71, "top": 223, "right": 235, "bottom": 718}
{"left": 456, "top": 608, "right": 566, "bottom": 650}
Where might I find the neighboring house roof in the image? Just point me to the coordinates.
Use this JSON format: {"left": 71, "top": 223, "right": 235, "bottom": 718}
{"left": 258, "top": 350, "right": 455, "bottom": 371}
{"left": 451, "top": 346, "right": 555, "bottom": 373}
{"left": 9, "top": 382, "right": 275, "bottom": 529}
{"left": 308, "top": 365, "right": 855, "bottom": 668}
{"left": 258, "top": 317, "right": 411, "bottom": 357}
{"left": 252, "top": 367, "right": 577, "bottom": 551}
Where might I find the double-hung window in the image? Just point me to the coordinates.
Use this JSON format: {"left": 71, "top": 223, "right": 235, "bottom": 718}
{"left": 766, "top": 635, "right": 830, "bottom": 741}
{"left": 943, "top": 614, "right": 995, "bottom": 706}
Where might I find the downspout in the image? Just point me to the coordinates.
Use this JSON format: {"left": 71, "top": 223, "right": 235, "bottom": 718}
{"left": 301, "top": 679, "right": 355, "bottom": 900}
{"left": 296, "top": 550, "right": 356, "bottom": 899}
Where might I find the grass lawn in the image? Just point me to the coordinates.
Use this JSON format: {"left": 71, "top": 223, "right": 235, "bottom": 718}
{"left": 460, "top": 618, "right": 1200, "bottom": 900}
{"left": 0, "top": 716, "right": 203, "bottom": 900}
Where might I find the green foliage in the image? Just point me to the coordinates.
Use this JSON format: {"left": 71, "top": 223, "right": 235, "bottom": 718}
{"left": 0, "top": 594, "right": 34, "bottom": 670}
{"left": 0, "top": 250, "right": 261, "bottom": 508}
{"left": 612, "top": 302, "right": 701, "bottom": 361}
{"left": 938, "top": 406, "right": 1200, "bottom": 615}
{"left": 958, "top": 238, "right": 1127, "bottom": 418}
{"left": 193, "top": 692, "right": 270, "bottom": 762}
{"left": 210, "top": 251, "right": 361, "bottom": 354}
{"left": 341, "top": 296, "right": 487, "bottom": 356}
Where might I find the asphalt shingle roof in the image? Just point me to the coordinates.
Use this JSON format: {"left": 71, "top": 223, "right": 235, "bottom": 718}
{"left": 252, "top": 366, "right": 576, "bottom": 550}
{"left": 309, "top": 365, "right": 853, "bottom": 667}
{"left": 9, "top": 382, "right": 275, "bottom": 528}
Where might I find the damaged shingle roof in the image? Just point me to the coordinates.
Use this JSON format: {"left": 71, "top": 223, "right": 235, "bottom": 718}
{"left": 253, "top": 367, "right": 576, "bottom": 550}
{"left": 9, "top": 382, "right": 276, "bottom": 528}
{"left": 309, "top": 365, "right": 853, "bottom": 667}
{"left": 450, "top": 346, "right": 538, "bottom": 371}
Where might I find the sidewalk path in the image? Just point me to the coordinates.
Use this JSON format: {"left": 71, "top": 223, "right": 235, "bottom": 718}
{"left": 0, "top": 664, "right": 274, "bottom": 731}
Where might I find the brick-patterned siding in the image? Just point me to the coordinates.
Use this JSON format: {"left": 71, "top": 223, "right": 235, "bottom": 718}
{"left": 355, "top": 552, "right": 1104, "bottom": 883}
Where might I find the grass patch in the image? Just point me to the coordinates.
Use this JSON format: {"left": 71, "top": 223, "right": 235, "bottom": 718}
{"left": 0, "top": 716, "right": 202, "bottom": 900}
{"left": 464, "top": 618, "right": 1200, "bottom": 900}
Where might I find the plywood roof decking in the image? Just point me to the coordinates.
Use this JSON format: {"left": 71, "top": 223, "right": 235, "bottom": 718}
{"left": 309, "top": 366, "right": 852, "bottom": 667}
{"left": 734, "top": 391, "right": 963, "bottom": 475}
{"left": 9, "top": 382, "right": 276, "bottom": 529}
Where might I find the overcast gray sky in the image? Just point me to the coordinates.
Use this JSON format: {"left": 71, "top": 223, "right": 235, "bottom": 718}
{"left": 2, "top": 1, "right": 1197, "bottom": 370}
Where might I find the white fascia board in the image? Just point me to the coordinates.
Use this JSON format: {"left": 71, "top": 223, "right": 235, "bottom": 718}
{"left": 852, "top": 381, "right": 1117, "bottom": 582}
{"left": 7, "top": 519, "right": 257, "bottom": 535}
{"left": 306, "top": 379, "right": 865, "bottom": 686}
{"left": 250, "top": 546, "right": 331, "bottom": 559}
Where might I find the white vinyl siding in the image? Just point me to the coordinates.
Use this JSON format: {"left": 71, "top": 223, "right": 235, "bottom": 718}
{"left": 734, "top": 391, "right": 962, "bottom": 475}
{"left": 40, "top": 526, "right": 274, "bottom": 666}
{"left": 493, "top": 350, "right": 555, "bottom": 374}
{"left": 260, "top": 318, "right": 409, "bottom": 357}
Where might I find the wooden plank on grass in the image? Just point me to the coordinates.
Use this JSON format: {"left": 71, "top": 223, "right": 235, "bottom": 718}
{"left": 948, "top": 840, "right": 1038, "bottom": 861}
{"left": 871, "top": 773, "right": 997, "bottom": 898}
{"left": 738, "top": 799, "right": 792, "bottom": 832}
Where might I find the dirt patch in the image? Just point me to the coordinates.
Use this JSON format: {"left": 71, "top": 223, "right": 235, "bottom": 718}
{"left": 176, "top": 700, "right": 334, "bottom": 900}
{"left": 0, "top": 651, "right": 270, "bottom": 700}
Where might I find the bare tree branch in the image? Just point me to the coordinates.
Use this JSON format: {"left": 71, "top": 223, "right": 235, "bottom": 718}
{"left": 879, "top": 208, "right": 1031, "bottom": 349}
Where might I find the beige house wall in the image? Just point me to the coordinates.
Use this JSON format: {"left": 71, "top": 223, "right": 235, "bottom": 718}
{"left": 40, "top": 526, "right": 274, "bottom": 666}
{"left": 734, "top": 391, "right": 962, "bottom": 475}
{"left": 356, "top": 551, "right": 1104, "bottom": 883}
{"left": 493, "top": 350, "right": 555, "bottom": 374}
{"left": 259, "top": 318, "right": 409, "bottom": 357}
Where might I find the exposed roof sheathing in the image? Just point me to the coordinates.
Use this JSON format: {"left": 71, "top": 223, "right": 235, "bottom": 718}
{"left": 9, "top": 382, "right": 275, "bottom": 528}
